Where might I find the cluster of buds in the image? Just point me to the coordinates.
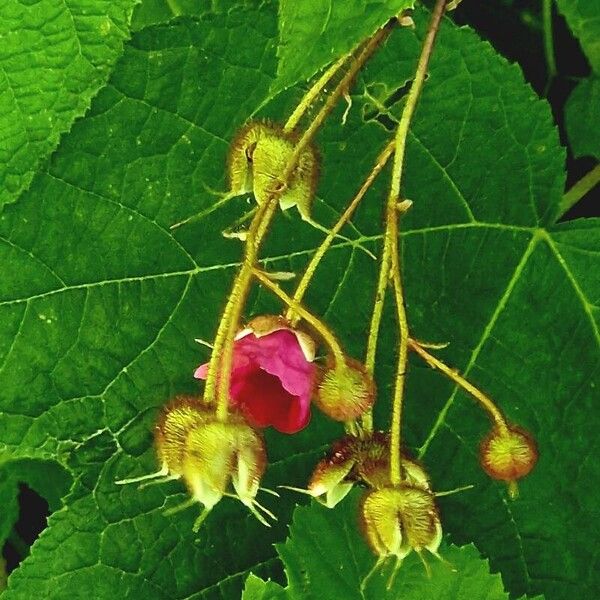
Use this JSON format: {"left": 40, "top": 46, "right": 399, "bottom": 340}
{"left": 292, "top": 430, "right": 442, "bottom": 569}
{"left": 119, "top": 100, "right": 539, "bottom": 580}
{"left": 155, "top": 396, "right": 271, "bottom": 529}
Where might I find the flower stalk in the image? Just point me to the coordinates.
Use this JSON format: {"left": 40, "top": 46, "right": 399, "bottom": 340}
{"left": 408, "top": 338, "right": 510, "bottom": 433}
{"left": 204, "top": 19, "right": 397, "bottom": 421}
{"left": 252, "top": 268, "right": 346, "bottom": 366}
{"left": 365, "top": 0, "right": 450, "bottom": 484}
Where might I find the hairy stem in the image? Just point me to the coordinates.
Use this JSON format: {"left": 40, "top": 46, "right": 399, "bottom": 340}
{"left": 253, "top": 268, "right": 346, "bottom": 365}
{"left": 284, "top": 55, "right": 349, "bottom": 133}
{"left": 287, "top": 140, "right": 396, "bottom": 325}
{"left": 559, "top": 163, "right": 600, "bottom": 217}
{"left": 387, "top": 0, "right": 449, "bottom": 485}
{"left": 205, "top": 23, "right": 394, "bottom": 418}
{"left": 408, "top": 338, "right": 509, "bottom": 433}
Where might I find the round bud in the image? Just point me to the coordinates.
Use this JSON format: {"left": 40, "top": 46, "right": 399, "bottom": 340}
{"left": 479, "top": 425, "right": 538, "bottom": 483}
{"left": 315, "top": 358, "right": 375, "bottom": 421}
{"left": 154, "top": 396, "right": 210, "bottom": 477}
{"left": 360, "top": 485, "right": 442, "bottom": 559}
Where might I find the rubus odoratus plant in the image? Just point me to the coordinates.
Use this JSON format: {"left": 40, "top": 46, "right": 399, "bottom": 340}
{"left": 116, "top": 0, "right": 540, "bottom": 585}
{"left": 1, "top": 0, "right": 598, "bottom": 598}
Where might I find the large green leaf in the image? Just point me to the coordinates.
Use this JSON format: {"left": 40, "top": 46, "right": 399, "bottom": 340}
{"left": 556, "top": 0, "right": 600, "bottom": 73}
{"left": 274, "top": 0, "right": 414, "bottom": 92}
{"left": 0, "top": 4, "right": 596, "bottom": 600}
{"left": 565, "top": 76, "right": 600, "bottom": 158}
{"left": 243, "top": 491, "right": 513, "bottom": 599}
{"left": 0, "top": 0, "right": 139, "bottom": 210}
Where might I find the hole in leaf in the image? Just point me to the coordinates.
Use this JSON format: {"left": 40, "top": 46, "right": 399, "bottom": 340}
{"left": 2, "top": 484, "right": 49, "bottom": 573}
{"left": 0, "top": 459, "right": 72, "bottom": 579}
{"left": 362, "top": 79, "right": 413, "bottom": 125}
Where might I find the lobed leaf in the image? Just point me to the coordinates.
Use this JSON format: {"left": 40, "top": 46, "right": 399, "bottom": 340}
{"left": 0, "top": 3, "right": 596, "bottom": 600}
{"left": 243, "top": 491, "right": 513, "bottom": 600}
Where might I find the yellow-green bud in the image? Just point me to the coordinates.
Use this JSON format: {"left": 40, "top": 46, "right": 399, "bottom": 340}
{"left": 479, "top": 425, "right": 537, "bottom": 496}
{"left": 315, "top": 358, "right": 375, "bottom": 421}
{"left": 228, "top": 121, "right": 318, "bottom": 219}
{"left": 360, "top": 485, "right": 442, "bottom": 560}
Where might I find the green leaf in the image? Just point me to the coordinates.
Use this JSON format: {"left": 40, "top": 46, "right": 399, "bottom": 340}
{"left": 0, "top": 0, "right": 139, "bottom": 210}
{"left": 565, "top": 76, "right": 600, "bottom": 158}
{"left": 274, "top": 0, "right": 415, "bottom": 92}
{"left": 243, "top": 574, "right": 287, "bottom": 600}
{"left": 243, "top": 491, "right": 511, "bottom": 600}
{"left": 0, "top": 4, "right": 595, "bottom": 600}
{"left": 131, "top": 0, "right": 210, "bottom": 31}
{"left": 555, "top": 0, "right": 600, "bottom": 73}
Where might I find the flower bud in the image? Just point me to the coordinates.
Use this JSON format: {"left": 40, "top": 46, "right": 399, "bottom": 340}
{"left": 228, "top": 121, "right": 318, "bottom": 219}
{"left": 154, "top": 396, "right": 210, "bottom": 478}
{"left": 479, "top": 425, "right": 537, "bottom": 493}
{"left": 360, "top": 485, "right": 442, "bottom": 560}
{"left": 182, "top": 413, "right": 267, "bottom": 514}
{"left": 307, "top": 436, "right": 357, "bottom": 508}
{"left": 354, "top": 432, "right": 431, "bottom": 491}
{"left": 301, "top": 433, "right": 431, "bottom": 508}
{"left": 315, "top": 358, "right": 375, "bottom": 421}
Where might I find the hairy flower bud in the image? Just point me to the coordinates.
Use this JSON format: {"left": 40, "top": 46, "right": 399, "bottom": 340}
{"left": 228, "top": 121, "right": 318, "bottom": 219}
{"left": 154, "top": 396, "right": 211, "bottom": 478}
{"left": 360, "top": 485, "right": 442, "bottom": 561}
{"left": 479, "top": 425, "right": 537, "bottom": 496}
{"left": 315, "top": 358, "right": 375, "bottom": 421}
{"left": 182, "top": 413, "right": 267, "bottom": 515}
{"left": 297, "top": 433, "right": 431, "bottom": 508}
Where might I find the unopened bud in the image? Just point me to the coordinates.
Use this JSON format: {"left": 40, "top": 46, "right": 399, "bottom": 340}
{"left": 182, "top": 413, "right": 267, "bottom": 513}
{"left": 360, "top": 485, "right": 442, "bottom": 560}
{"left": 154, "top": 396, "right": 210, "bottom": 477}
{"left": 479, "top": 425, "right": 537, "bottom": 492}
{"left": 228, "top": 121, "right": 318, "bottom": 220}
{"left": 308, "top": 436, "right": 357, "bottom": 507}
{"left": 315, "top": 358, "right": 375, "bottom": 421}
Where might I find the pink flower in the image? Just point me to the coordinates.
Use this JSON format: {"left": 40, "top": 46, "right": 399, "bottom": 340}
{"left": 195, "top": 316, "right": 316, "bottom": 434}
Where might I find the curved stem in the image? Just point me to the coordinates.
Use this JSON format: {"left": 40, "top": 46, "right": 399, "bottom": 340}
{"left": 388, "top": 205, "right": 409, "bottom": 485}
{"left": 204, "top": 23, "right": 394, "bottom": 417}
{"left": 386, "top": 0, "right": 449, "bottom": 485}
{"left": 360, "top": 221, "right": 392, "bottom": 434}
{"left": 408, "top": 338, "right": 510, "bottom": 433}
{"left": 287, "top": 140, "right": 396, "bottom": 324}
{"left": 252, "top": 268, "right": 346, "bottom": 366}
{"left": 206, "top": 17, "right": 398, "bottom": 420}
{"left": 204, "top": 198, "right": 274, "bottom": 417}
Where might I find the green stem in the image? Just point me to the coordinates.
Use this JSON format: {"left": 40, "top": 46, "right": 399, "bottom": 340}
{"left": 408, "top": 338, "right": 509, "bottom": 433}
{"left": 387, "top": 0, "right": 449, "bottom": 486}
{"left": 253, "top": 269, "right": 346, "bottom": 365}
{"left": 287, "top": 140, "right": 395, "bottom": 325}
{"left": 284, "top": 55, "right": 349, "bottom": 134}
{"left": 205, "top": 21, "right": 394, "bottom": 418}
{"left": 543, "top": 0, "right": 557, "bottom": 84}
{"left": 558, "top": 163, "right": 600, "bottom": 218}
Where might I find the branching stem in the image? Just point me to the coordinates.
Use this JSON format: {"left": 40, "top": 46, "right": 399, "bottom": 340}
{"left": 385, "top": 0, "right": 449, "bottom": 485}
{"left": 287, "top": 140, "right": 395, "bottom": 324}
{"left": 205, "top": 22, "right": 394, "bottom": 419}
{"left": 253, "top": 268, "right": 346, "bottom": 365}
